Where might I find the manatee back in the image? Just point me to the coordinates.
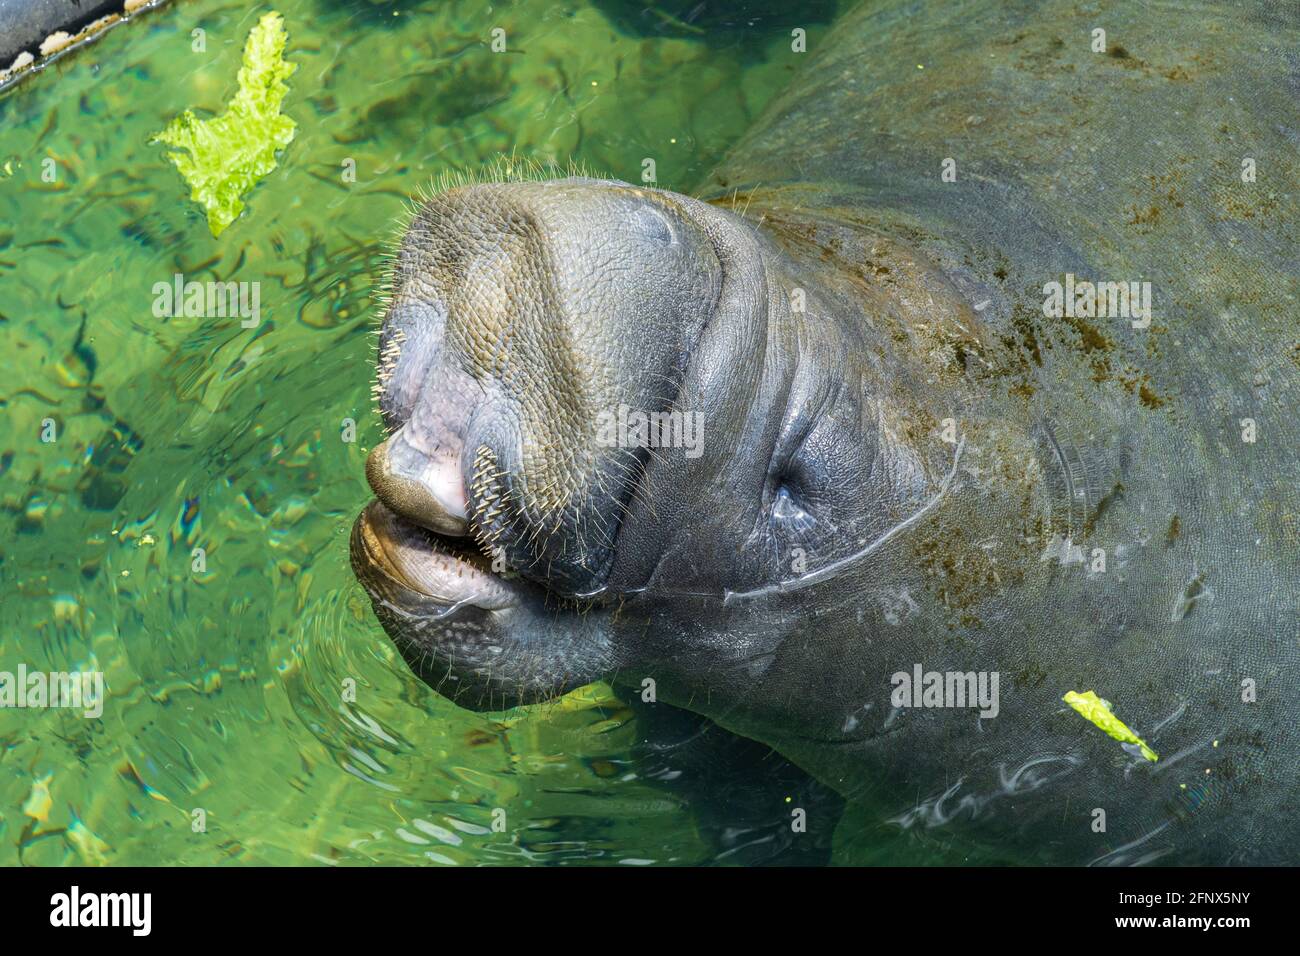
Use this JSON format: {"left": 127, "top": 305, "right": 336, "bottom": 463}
{"left": 706, "top": 0, "right": 1299, "bottom": 394}
{"left": 700, "top": 0, "right": 1300, "bottom": 862}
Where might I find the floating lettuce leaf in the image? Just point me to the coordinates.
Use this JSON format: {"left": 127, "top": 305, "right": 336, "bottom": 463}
{"left": 152, "top": 12, "right": 296, "bottom": 237}
{"left": 1063, "top": 690, "right": 1158, "bottom": 762}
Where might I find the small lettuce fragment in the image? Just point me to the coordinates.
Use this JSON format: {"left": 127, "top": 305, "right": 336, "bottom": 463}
{"left": 152, "top": 12, "right": 296, "bottom": 236}
{"left": 1063, "top": 690, "right": 1158, "bottom": 762}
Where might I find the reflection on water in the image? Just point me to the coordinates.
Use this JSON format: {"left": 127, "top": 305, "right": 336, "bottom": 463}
{"left": 0, "top": 0, "right": 861, "bottom": 864}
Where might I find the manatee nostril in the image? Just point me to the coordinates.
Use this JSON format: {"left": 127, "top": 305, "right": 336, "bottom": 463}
{"left": 366, "top": 435, "right": 469, "bottom": 536}
{"left": 630, "top": 205, "right": 676, "bottom": 245}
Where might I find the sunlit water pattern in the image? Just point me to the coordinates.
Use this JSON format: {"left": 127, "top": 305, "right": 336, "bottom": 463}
{"left": 0, "top": 0, "right": 971, "bottom": 865}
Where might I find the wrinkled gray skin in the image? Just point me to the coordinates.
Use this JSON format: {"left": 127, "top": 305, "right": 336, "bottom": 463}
{"left": 353, "top": 0, "right": 1300, "bottom": 864}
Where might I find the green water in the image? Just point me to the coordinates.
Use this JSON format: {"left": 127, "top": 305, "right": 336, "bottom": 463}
{"left": 0, "top": 0, "right": 883, "bottom": 865}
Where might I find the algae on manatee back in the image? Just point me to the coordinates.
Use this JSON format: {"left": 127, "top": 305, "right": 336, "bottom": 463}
{"left": 152, "top": 12, "right": 297, "bottom": 237}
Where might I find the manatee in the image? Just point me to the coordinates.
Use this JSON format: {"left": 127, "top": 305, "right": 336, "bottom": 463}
{"left": 351, "top": 0, "right": 1300, "bottom": 864}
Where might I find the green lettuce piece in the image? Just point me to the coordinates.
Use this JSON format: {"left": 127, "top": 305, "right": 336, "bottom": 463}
{"left": 152, "top": 12, "right": 296, "bottom": 237}
{"left": 1063, "top": 690, "right": 1158, "bottom": 762}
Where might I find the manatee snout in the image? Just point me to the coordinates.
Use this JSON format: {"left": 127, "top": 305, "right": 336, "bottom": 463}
{"left": 350, "top": 176, "right": 735, "bottom": 704}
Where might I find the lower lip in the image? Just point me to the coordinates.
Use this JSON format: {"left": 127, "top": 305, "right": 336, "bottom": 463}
{"left": 356, "top": 501, "right": 517, "bottom": 610}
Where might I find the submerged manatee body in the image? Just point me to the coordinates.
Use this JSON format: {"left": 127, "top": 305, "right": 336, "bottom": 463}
{"left": 352, "top": 0, "right": 1300, "bottom": 864}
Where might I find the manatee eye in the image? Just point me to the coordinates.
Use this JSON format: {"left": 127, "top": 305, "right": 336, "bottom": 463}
{"left": 772, "top": 484, "right": 816, "bottom": 532}
{"left": 630, "top": 206, "right": 676, "bottom": 246}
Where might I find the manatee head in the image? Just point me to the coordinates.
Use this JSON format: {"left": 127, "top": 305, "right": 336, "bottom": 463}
{"left": 351, "top": 175, "right": 1004, "bottom": 716}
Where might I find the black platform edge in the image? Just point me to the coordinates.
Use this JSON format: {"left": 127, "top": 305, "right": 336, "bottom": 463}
{"left": 0, "top": 0, "right": 172, "bottom": 93}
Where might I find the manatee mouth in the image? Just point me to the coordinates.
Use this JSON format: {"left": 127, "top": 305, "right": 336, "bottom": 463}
{"left": 351, "top": 491, "right": 617, "bottom": 710}
{"left": 350, "top": 499, "right": 524, "bottom": 613}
